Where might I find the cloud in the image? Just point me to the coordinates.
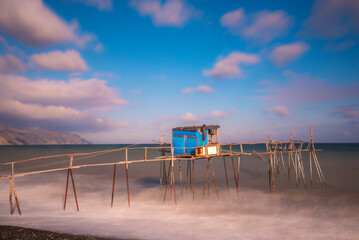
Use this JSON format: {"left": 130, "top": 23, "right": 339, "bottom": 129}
{"left": 203, "top": 51, "right": 259, "bottom": 79}
{"left": 0, "top": 54, "right": 25, "bottom": 73}
{"left": 265, "top": 105, "right": 290, "bottom": 116}
{"left": 260, "top": 71, "right": 359, "bottom": 106}
{"left": 270, "top": 42, "right": 309, "bottom": 66}
{"left": 0, "top": 0, "right": 93, "bottom": 47}
{"left": 182, "top": 85, "right": 214, "bottom": 93}
{"left": 159, "top": 110, "right": 227, "bottom": 123}
{"left": 94, "top": 43, "right": 104, "bottom": 52}
{"left": 130, "top": 0, "right": 196, "bottom": 27}
{"left": 0, "top": 98, "right": 128, "bottom": 132}
{"left": 0, "top": 74, "right": 128, "bottom": 132}
{"left": 301, "top": 0, "right": 359, "bottom": 39}
{"left": 221, "top": 8, "right": 291, "bottom": 44}
{"left": 30, "top": 50, "right": 88, "bottom": 71}
{"left": 75, "top": 0, "right": 113, "bottom": 11}
{"left": 330, "top": 105, "right": 359, "bottom": 119}
{"left": 0, "top": 74, "right": 127, "bottom": 110}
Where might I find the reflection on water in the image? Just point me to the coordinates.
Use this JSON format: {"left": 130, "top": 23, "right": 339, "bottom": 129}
{"left": 0, "top": 144, "right": 359, "bottom": 239}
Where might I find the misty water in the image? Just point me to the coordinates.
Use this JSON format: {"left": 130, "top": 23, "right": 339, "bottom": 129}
{"left": 0, "top": 144, "right": 359, "bottom": 239}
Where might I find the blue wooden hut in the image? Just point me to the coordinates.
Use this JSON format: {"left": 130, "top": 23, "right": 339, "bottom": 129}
{"left": 172, "top": 125, "right": 220, "bottom": 156}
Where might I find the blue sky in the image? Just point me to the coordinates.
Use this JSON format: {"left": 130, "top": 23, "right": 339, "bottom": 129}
{"left": 0, "top": 0, "right": 358, "bottom": 143}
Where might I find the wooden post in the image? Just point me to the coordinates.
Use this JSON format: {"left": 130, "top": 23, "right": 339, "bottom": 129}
{"left": 171, "top": 147, "right": 177, "bottom": 206}
{"left": 125, "top": 148, "right": 130, "bottom": 208}
{"left": 64, "top": 155, "right": 78, "bottom": 212}
{"left": 223, "top": 156, "right": 230, "bottom": 196}
{"left": 237, "top": 155, "right": 241, "bottom": 190}
{"left": 178, "top": 160, "right": 183, "bottom": 198}
{"left": 163, "top": 159, "right": 172, "bottom": 204}
{"left": 64, "top": 169, "right": 70, "bottom": 210}
{"left": 310, "top": 151, "right": 313, "bottom": 187}
{"left": 69, "top": 169, "right": 79, "bottom": 212}
{"left": 202, "top": 159, "right": 210, "bottom": 199}
{"left": 9, "top": 163, "right": 21, "bottom": 215}
{"left": 231, "top": 156, "right": 239, "bottom": 197}
{"left": 111, "top": 164, "right": 117, "bottom": 208}
{"left": 192, "top": 159, "right": 195, "bottom": 203}
{"left": 209, "top": 158, "right": 220, "bottom": 201}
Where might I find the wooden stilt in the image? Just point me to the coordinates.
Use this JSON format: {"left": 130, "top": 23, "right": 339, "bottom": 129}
{"left": 111, "top": 164, "right": 117, "bottom": 208}
{"left": 237, "top": 156, "right": 240, "bottom": 189}
{"left": 231, "top": 156, "right": 239, "bottom": 197}
{"left": 186, "top": 160, "right": 190, "bottom": 191}
{"left": 125, "top": 149, "right": 130, "bottom": 208}
{"left": 63, "top": 169, "right": 70, "bottom": 210}
{"left": 9, "top": 181, "right": 13, "bottom": 215}
{"left": 178, "top": 160, "right": 183, "bottom": 198}
{"left": 203, "top": 159, "right": 210, "bottom": 199}
{"left": 171, "top": 154, "right": 177, "bottom": 206}
{"left": 268, "top": 155, "right": 272, "bottom": 191}
{"left": 8, "top": 164, "right": 21, "bottom": 215}
{"left": 209, "top": 159, "right": 220, "bottom": 201}
{"left": 223, "top": 156, "right": 230, "bottom": 196}
{"left": 310, "top": 152, "right": 313, "bottom": 186}
{"left": 69, "top": 169, "right": 79, "bottom": 212}
{"left": 192, "top": 159, "right": 195, "bottom": 203}
{"left": 163, "top": 159, "right": 172, "bottom": 203}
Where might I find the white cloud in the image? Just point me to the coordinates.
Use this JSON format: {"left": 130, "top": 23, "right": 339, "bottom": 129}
{"left": 130, "top": 0, "right": 196, "bottom": 27}
{"left": 270, "top": 42, "right": 309, "bottom": 66}
{"left": 0, "top": 74, "right": 127, "bottom": 110}
{"left": 182, "top": 85, "right": 214, "bottom": 93}
{"left": 265, "top": 105, "right": 290, "bottom": 116}
{"left": 203, "top": 51, "right": 259, "bottom": 79}
{"left": 221, "top": 8, "right": 291, "bottom": 44}
{"left": 75, "top": 0, "right": 113, "bottom": 11}
{"left": 0, "top": 54, "right": 25, "bottom": 73}
{"left": 0, "top": 0, "right": 93, "bottom": 47}
{"left": 31, "top": 50, "right": 88, "bottom": 71}
{"left": 301, "top": 0, "right": 359, "bottom": 39}
{"left": 181, "top": 112, "right": 201, "bottom": 122}
{"left": 0, "top": 74, "right": 128, "bottom": 132}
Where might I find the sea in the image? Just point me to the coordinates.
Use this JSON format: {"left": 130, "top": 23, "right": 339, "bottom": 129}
{"left": 0, "top": 143, "right": 358, "bottom": 240}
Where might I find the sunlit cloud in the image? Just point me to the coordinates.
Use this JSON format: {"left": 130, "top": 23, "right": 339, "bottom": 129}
{"left": 270, "top": 42, "right": 309, "bottom": 66}
{"left": 130, "top": 0, "right": 197, "bottom": 27}
{"left": 0, "top": 74, "right": 128, "bottom": 110}
{"left": 301, "top": 0, "right": 359, "bottom": 39}
{"left": 31, "top": 50, "right": 88, "bottom": 71}
{"left": 159, "top": 110, "right": 227, "bottom": 123}
{"left": 0, "top": 0, "right": 93, "bottom": 47}
{"left": 75, "top": 0, "right": 113, "bottom": 11}
{"left": 221, "top": 8, "right": 291, "bottom": 44}
{"left": 0, "top": 54, "right": 25, "bottom": 74}
{"left": 203, "top": 51, "right": 259, "bottom": 79}
{"left": 182, "top": 85, "right": 214, "bottom": 93}
{"left": 265, "top": 105, "right": 290, "bottom": 116}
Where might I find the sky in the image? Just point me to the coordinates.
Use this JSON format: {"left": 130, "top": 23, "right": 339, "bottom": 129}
{"left": 0, "top": 0, "right": 358, "bottom": 143}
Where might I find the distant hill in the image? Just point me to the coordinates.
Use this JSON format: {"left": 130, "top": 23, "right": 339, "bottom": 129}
{"left": 0, "top": 126, "right": 91, "bottom": 145}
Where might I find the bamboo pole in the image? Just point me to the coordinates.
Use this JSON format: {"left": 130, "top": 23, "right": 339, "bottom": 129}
{"left": 237, "top": 155, "right": 241, "bottom": 190}
{"left": 171, "top": 147, "right": 177, "bottom": 206}
{"left": 125, "top": 149, "right": 130, "bottom": 208}
{"left": 111, "top": 164, "right": 117, "bottom": 208}
{"left": 231, "top": 156, "right": 239, "bottom": 197}
{"left": 223, "top": 156, "right": 230, "bottom": 196}
{"left": 63, "top": 169, "right": 70, "bottom": 210}
{"left": 209, "top": 158, "right": 220, "bottom": 201}
{"left": 310, "top": 151, "right": 313, "bottom": 186}
{"left": 202, "top": 159, "right": 210, "bottom": 199}
{"left": 192, "top": 159, "right": 195, "bottom": 203}
{"left": 178, "top": 160, "right": 183, "bottom": 198}
{"left": 163, "top": 160, "right": 172, "bottom": 204}
{"left": 69, "top": 169, "right": 79, "bottom": 212}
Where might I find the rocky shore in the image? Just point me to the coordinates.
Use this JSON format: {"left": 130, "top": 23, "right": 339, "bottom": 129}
{"left": 0, "top": 225, "right": 123, "bottom": 240}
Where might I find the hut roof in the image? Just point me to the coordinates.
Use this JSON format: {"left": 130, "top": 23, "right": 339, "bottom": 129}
{"left": 172, "top": 124, "right": 220, "bottom": 132}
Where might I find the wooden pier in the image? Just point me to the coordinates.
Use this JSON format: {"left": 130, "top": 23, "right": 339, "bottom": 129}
{"left": 0, "top": 124, "right": 325, "bottom": 215}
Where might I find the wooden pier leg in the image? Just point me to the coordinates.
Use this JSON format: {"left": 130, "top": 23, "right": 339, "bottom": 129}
{"left": 125, "top": 166, "right": 130, "bottom": 208}
{"left": 186, "top": 160, "right": 190, "bottom": 192}
{"left": 171, "top": 159, "right": 177, "bottom": 206}
{"left": 288, "top": 152, "right": 291, "bottom": 181}
{"left": 13, "top": 185, "right": 21, "bottom": 215}
{"left": 63, "top": 169, "right": 70, "bottom": 210}
{"left": 268, "top": 155, "right": 272, "bottom": 191}
{"left": 111, "top": 164, "right": 117, "bottom": 208}
{"left": 231, "top": 156, "right": 239, "bottom": 197}
{"left": 9, "top": 178, "right": 13, "bottom": 215}
{"left": 69, "top": 169, "right": 79, "bottom": 212}
{"left": 280, "top": 152, "right": 286, "bottom": 176}
{"left": 209, "top": 159, "right": 220, "bottom": 201}
{"left": 163, "top": 161, "right": 172, "bottom": 204}
{"left": 310, "top": 152, "right": 313, "bottom": 187}
{"left": 178, "top": 160, "right": 183, "bottom": 198}
{"left": 192, "top": 159, "right": 195, "bottom": 203}
{"left": 237, "top": 156, "right": 241, "bottom": 190}
{"left": 223, "top": 156, "right": 230, "bottom": 196}
{"left": 202, "top": 159, "right": 210, "bottom": 199}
